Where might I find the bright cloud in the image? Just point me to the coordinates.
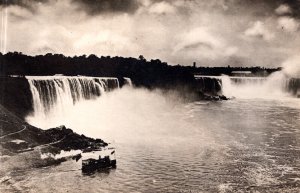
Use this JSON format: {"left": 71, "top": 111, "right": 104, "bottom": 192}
{"left": 173, "top": 27, "right": 238, "bottom": 62}
{"left": 275, "top": 4, "right": 292, "bottom": 15}
{"left": 244, "top": 21, "right": 274, "bottom": 41}
{"left": 148, "top": 1, "right": 176, "bottom": 14}
{"left": 1, "top": 0, "right": 300, "bottom": 67}
{"left": 278, "top": 17, "right": 299, "bottom": 32}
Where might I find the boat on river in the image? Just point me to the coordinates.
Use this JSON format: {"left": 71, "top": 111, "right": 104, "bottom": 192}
{"left": 81, "top": 146, "right": 116, "bottom": 171}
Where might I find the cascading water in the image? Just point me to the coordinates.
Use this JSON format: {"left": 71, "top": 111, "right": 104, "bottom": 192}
{"left": 194, "top": 75, "right": 223, "bottom": 95}
{"left": 195, "top": 72, "right": 300, "bottom": 99}
{"left": 124, "top": 77, "right": 133, "bottom": 86}
{"left": 25, "top": 76, "right": 122, "bottom": 128}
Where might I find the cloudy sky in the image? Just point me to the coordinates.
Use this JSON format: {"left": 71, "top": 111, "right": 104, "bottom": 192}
{"left": 0, "top": 0, "right": 300, "bottom": 67}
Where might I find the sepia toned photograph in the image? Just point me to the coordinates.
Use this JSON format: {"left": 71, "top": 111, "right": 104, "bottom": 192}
{"left": 0, "top": 0, "right": 300, "bottom": 192}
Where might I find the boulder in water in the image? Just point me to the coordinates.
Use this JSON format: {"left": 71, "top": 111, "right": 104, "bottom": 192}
{"left": 196, "top": 91, "right": 229, "bottom": 101}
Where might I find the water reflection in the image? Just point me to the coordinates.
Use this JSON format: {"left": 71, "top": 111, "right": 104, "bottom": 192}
{"left": 82, "top": 166, "right": 116, "bottom": 176}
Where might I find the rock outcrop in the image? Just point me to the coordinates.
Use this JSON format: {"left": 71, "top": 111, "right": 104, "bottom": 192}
{"left": 0, "top": 104, "right": 107, "bottom": 156}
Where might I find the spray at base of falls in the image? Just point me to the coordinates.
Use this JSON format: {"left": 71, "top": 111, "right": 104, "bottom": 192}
{"left": 221, "top": 72, "right": 295, "bottom": 99}
{"left": 24, "top": 73, "right": 299, "bottom": 143}
{"left": 25, "top": 85, "right": 212, "bottom": 146}
{"left": 195, "top": 71, "right": 300, "bottom": 99}
{"left": 222, "top": 56, "right": 300, "bottom": 99}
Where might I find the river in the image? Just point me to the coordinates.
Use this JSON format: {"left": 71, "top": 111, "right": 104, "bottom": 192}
{"left": 18, "top": 85, "right": 300, "bottom": 192}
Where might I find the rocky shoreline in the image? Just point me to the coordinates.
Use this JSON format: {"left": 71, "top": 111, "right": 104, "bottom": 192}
{"left": 0, "top": 104, "right": 108, "bottom": 174}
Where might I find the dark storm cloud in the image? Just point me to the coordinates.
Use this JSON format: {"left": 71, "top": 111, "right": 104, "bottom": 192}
{"left": 236, "top": 0, "right": 300, "bottom": 17}
{"left": 1, "top": 0, "right": 300, "bottom": 17}
{"left": 284, "top": 0, "right": 300, "bottom": 18}
{"left": 3, "top": 0, "right": 300, "bottom": 67}
{"left": 0, "top": 0, "right": 49, "bottom": 13}
{"left": 71, "top": 0, "right": 141, "bottom": 15}
{"left": 0, "top": 0, "right": 141, "bottom": 15}
{"left": 0, "top": 0, "right": 47, "bottom": 7}
{"left": 0, "top": 0, "right": 142, "bottom": 15}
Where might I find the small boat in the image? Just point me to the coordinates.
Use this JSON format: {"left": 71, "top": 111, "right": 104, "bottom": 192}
{"left": 81, "top": 147, "right": 116, "bottom": 171}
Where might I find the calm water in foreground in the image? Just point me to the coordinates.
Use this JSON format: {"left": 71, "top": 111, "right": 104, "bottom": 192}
{"left": 11, "top": 90, "right": 300, "bottom": 192}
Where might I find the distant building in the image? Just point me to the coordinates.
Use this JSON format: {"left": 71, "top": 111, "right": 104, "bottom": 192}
{"left": 193, "top": 62, "right": 196, "bottom": 68}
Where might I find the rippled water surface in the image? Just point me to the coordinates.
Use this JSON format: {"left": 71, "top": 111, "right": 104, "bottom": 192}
{"left": 12, "top": 97, "right": 300, "bottom": 192}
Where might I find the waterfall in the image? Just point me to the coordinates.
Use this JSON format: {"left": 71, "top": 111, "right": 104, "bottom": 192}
{"left": 26, "top": 76, "right": 121, "bottom": 119}
{"left": 286, "top": 78, "right": 300, "bottom": 96}
{"left": 194, "top": 76, "right": 222, "bottom": 95}
{"left": 195, "top": 74, "right": 300, "bottom": 99}
{"left": 124, "top": 77, "right": 133, "bottom": 86}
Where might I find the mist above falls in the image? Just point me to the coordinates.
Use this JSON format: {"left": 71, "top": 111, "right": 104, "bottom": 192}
{"left": 221, "top": 57, "right": 300, "bottom": 99}
{"left": 221, "top": 72, "right": 291, "bottom": 99}
{"left": 26, "top": 85, "right": 220, "bottom": 149}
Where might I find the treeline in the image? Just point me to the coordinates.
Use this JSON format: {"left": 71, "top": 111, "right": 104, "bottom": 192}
{"left": 0, "top": 52, "right": 280, "bottom": 88}
{"left": 0, "top": 52, "right": 195, "bottom": 89}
